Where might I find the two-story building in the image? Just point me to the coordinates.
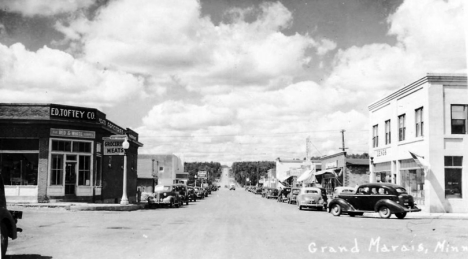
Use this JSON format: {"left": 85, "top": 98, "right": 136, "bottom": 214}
{"left": 137, "top": 154, "right": 185, "bottom": 187}
{"left": 368, "top": 74, "right": 468, "bottom": 213}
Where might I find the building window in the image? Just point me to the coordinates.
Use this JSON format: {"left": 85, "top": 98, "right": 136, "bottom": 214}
{"left": 445, "top": 156, "right": 463, "bottom": 198}
{"left": 0, "top": 139, "right": 39, "bottom": 186}
{"left": 385, "top": 120, "right": 391, "bottom": 145}
{"left": 95, "top": 156, "right": 102, "bottom": 186}
{"left": 398, "top": 114, "right": 406, "bottom": 141}
{"left": 372, "top": 125, "right": 379, "bottom": 148}
{"left": 78, "top": 155, "right": 91, "bottom": 186}
{"left": 51, "top": 154, "right": 64, "bottom": 185}
{"left": 451, "top": 105, "right": 467, "bottom": 134}
{"left": 415, "top": 107, "right": 423, "bottom": 137}
{"left": 50, "top": 139, "right": 93, "bottom": 188}
{"left": 0, "top": 153, "right": 39, "bottom": 185}
{"left": 159, "top": 166, "right": 164, "bottom": 172}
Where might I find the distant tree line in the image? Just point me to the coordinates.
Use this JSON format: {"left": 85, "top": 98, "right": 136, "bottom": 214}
{"left": 232, "top": 161, "right": 276, "bottom": 186}
{"left": 184, "top": 162, "right": 222, "bottom": 185}
{"left": 346, "top": 153, "right": 369, "bottom": 159}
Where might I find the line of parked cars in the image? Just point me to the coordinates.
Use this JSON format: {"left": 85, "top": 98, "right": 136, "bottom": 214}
{"left": 144, "top": 183, "right": 219, "bottom": 208}
{"left": 246, "top": 182, "right": 421, "bottom": 219}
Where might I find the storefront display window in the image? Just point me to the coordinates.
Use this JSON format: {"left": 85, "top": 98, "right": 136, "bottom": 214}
{"left": 0, "top": 153, "right": 38, "bottom": 185}
{"left": 445, "top": 156, "right": 463, "bottom": 199}
{"left": 401, "top": 169, "right": 425, "bottom": 205}
{"left": 50, "top": 139, "right": 93, "bottom": 189}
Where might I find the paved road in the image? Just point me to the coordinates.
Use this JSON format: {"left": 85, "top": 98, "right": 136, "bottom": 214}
{"left": 7, "top": 188, "right": 468, "bottom": 259}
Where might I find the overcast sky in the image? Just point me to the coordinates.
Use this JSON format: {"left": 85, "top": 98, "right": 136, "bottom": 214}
{"left": 0, "top": 0, "right": 466, "bottom": 165}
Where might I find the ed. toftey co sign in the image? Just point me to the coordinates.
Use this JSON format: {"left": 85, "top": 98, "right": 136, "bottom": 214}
{"left": 50, "top": 105, "right": 96, "bottom": 121}
{"left": 103, "top": 139, "right": 125, "bottom": 155}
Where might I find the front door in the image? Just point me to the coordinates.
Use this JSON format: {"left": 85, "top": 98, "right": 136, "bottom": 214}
{"left": 65, "top": 162, "right": 77, "bottom": 195}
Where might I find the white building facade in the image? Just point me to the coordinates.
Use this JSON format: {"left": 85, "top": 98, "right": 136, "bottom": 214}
{"left": 368, "top": 74, "right": 468, "bottom": 213}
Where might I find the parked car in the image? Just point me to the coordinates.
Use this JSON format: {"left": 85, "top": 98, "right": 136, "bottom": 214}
{"left": 148, "top": 185, "right": 184, "bottom": 208}
{"left": 230, "top": 185, "right": 236, "bottom": 191}
{"left": 296, "top": 187, "right": 326, "bottom": 211}
{"left": 255, "top": 186, "right": 263, "bottom": 195}
{"left": 1, "top": 174, "right": 23, "bottom": 257}
{"left": 194, "top": 187, "right": 205, "bottom": 199}
{"left": 265, "top": 188, "right": 279, "bottom": 199}
{"left": 187, "top": 187, "right": 197, "bottom": 202}
{"left": 287, "top": 188, "right": 301, "bottom": 204}
{"left": 261, "top": 187, "right": 269, "bottom": 197}
{"left": 332, "top": 186, "right": 356, "bottom": 199}
{"left": 328, "top": 183, "right": 421, "bottom": 219}
{"left": 173, "top": 184, "right": 189, "bottom": 205}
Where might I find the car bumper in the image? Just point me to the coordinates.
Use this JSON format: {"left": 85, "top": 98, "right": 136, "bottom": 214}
{"left": 299, "top": 201, "right": 324, "bottom": 207}
{"left": 403, "top": 207, "right": 421, "bottom": 213}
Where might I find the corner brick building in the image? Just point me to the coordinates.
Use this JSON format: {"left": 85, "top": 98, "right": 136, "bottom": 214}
{"left": 0, "top": 103, "right": 143, "bottom": 203}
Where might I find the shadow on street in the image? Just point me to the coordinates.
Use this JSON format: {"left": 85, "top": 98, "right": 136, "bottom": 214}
{"left": 6, "top": 255, "right": 53, "bottom": 259}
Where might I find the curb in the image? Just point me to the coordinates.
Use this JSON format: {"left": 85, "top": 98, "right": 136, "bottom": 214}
{"left": 69, "top": 204, "right": 144, "bottom": 211}
{"left": 8, "top": 203, "right": 145, "bottom": 211}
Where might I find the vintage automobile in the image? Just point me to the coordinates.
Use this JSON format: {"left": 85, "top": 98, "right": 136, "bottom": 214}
{"left": 287, "top": 188, "right": 301, "bottom": 204}
{"left": 194, "top": 187, "right": 205, "bottom": 199}
{"left": 173, "top": 184, "right": 189, "bottom": 205}
{"left": 261, "top": 187, "right": 269, "bottom": 197}
{"left": 1, "top": 174, "right": 23, "bottom": 257}
{"left": 277, "top": 187, "right": 292, "bottom": 202}
{"left": 332, "top": 186, "right": 356, "bottom": 199}
{"left": 265, "top": 188, "right": 279, "bottom": 199}
{"left": 187, "top": 187, "right": 197, "bottom": 202}
{"left": 328, "top": 183, "right": 421, "bottom": 219}
{"left": 230, "top": 184, "right": 236, "bottom": 191}
{"left": 255, "top": 186, "right": 263, "bottom": 195}
{"left": 148, "top": 185, "right": 184, "bottom": 208}
{"left": 296, "top": 187, "right": 326, "bottom": 211}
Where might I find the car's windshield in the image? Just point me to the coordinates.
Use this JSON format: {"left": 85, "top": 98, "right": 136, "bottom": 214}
{"left": 343, "top": 189, "right": 354, "bottom": 193}
{"left": 305, "top": 190, "right": 318, "bottom": 194}
{"left": 154, "top": 186, "right": 171, "bottom": 191}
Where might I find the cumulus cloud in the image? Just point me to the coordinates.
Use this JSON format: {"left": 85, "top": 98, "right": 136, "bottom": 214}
{"left": 325, "top": 0, "right": 466, "bottom": 104}
{"left": 0, "top": 43, "right": 146, "bottom": 108}
{"left": 0, "top": 0, "right": 95, "bottom": 17}
{"left": 55, "top": 0, "right": 334, "bottom": 95}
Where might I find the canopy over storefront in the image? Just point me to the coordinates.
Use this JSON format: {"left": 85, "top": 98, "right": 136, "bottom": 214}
{"left": 278, "top": 175, "right": 293, "bottom": 187}
{"left": 297, "top": 169, "right": 314, "bottom": 182}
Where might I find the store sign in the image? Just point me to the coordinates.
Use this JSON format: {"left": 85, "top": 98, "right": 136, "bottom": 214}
{"left": 50, "top": 105, "right": 96, "bottom": 121}
{"left": 325, "top": 161, "right": 338, "bottom": 169}
{"left": 50, "top": 128, "right": 95, "bottom": 139}
{"left": 198, "top": 171, "right": 207, "bottom": 178}
{"left": 98, "top": 118, "right": 125, "bottom": 135}
{"left": 375, "top": 148, "right": 388, "bottom": 157}
{"left": 103, "top": 139, "right": 125, "bottom": 155}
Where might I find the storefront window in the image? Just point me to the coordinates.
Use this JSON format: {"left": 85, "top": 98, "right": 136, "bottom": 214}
{"left": 400, "top": 166, "right": 425, "bottom": 205}
{"left": 0, "top": 153, "right": 38, "bottom": 185}
{"left": 50, "top": 139, "right": 93, "bottom": 189}
{"left": 51, "top": 154, "right": 64, "bottom": 185}
{"left": 375, "top": 171, "right": 391, "bottom": 183}
{"left": 445, "top": 156, "right": 463, "bottom": 199}
{"left": 78, "top": 156, "right": 91, "bottom": 186}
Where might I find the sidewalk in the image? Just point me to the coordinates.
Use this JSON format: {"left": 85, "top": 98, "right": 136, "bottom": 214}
{"left": 7, "top": 202, "right": 145, "bottom": 211}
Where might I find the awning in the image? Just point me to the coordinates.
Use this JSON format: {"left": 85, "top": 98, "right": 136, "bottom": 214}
{"left": 297, "top": 169, "right": 314, "bottom": 182}
{"left": 314, "top": 169, "right": 337, "bottom": 177}
{"left": 278, "top": 175, "right": 293, "bottom": 187}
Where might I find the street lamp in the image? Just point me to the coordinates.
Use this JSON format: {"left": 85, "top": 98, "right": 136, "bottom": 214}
{"left": 120, "top": 136, "right": 130, "bottom": 205}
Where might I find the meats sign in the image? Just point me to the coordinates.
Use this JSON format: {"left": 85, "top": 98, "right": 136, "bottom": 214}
{"left": 103, "top": 138, "right": 125, "bottom": 155}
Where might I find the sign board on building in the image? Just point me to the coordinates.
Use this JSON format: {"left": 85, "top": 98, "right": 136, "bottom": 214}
{"left": 198, "top": 171, "right": 207, "bottom": 178}
{"left": 103, "top": 138, "right": 125, "bottom": 155}
{"left": 50, "top": 105, "right": 97, "bottom": 121}
{"left": 325, "top": 160, "right": 338, "bottom": 169}
{"left": 50, "top": 128, "right": 95, "bottom": 139}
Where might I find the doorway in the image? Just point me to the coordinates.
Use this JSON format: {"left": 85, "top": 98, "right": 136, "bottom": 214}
{"left": 65, "top": 162, "right": 77, "bottom": 195}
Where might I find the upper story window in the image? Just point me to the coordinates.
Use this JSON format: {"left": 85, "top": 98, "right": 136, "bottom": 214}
{"left": 398, "top": 114, "right": 406, "bottom": 141}
{"left": 415, "top": 107, "right": 424, "bottom": 137}
{"left": 385, "top": 120, "right": 391, "bottom": 145}
{"left": 451, "top": 105, "right": 467, "bottom": 134}
{"left": 372, "top": 125, "right": 379, "bottom": 148}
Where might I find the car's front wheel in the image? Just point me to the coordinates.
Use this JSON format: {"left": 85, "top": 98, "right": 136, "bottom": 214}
{"left": 395, "top": 212, "right": 407, "bottom": 219}
{"left": 330, "top": 204, "right": 341, "bottom": 216}
{"left": 378, "top": 206, "right": 392, "bottom": 218}
{"left": 1, "top": 222, "right": 8, "bottom": 258}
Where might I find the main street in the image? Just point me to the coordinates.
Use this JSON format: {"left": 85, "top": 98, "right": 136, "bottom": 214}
{"left": 7, "top": 184, "right": 468, "bottom": 259}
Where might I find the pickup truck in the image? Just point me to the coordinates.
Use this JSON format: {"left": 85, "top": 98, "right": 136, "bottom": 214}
{"left": 1, "top": 175, "right": 23, "bottom": 257}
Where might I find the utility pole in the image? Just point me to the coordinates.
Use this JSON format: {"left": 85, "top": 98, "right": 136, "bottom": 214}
{"left": 339, "top": 129, "right": 348, "bottom": 153}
